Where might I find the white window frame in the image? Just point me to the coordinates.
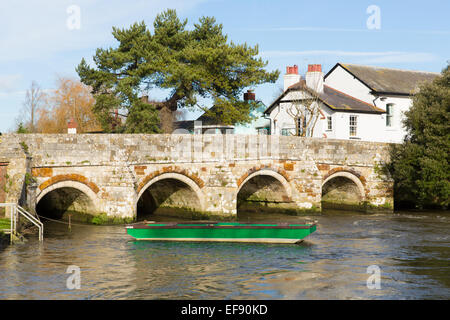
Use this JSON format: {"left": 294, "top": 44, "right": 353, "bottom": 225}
{"left": 386, "top": 103, "right": 394, "bottom": 127}
{"left": 349, "top": 115, "right": 358, "bottom": 138}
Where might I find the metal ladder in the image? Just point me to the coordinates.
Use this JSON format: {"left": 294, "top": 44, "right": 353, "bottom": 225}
{"left": 0, "top": 203, "right": 43, "bottom": 243}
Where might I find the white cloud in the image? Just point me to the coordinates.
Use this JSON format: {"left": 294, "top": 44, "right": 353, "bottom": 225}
{"left": 251, "top": 27, "right": 366, "bottom": 32}
{"left": 259, "top": 50, "right": 438, "bottom": 63}
{"left": 248, "top": 26, "right": 450, "bottom": 35}
{"left": 0, "top": 74, "right": 22, "bottom": 93}
{"left": 358, "top": 53, "right": 439, "bottom": 64}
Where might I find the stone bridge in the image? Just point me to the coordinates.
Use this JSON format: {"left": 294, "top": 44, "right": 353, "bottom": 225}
{"left": 0, "top": 134, "right": 393, "bottom": 221}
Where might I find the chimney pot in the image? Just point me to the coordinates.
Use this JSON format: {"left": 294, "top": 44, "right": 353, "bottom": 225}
{"left": 306, "top": 64, "right": 324, "bottom": 93}
{"left": 286, "top": 65, "right": 299, "bottom": 75}
{"left": 308, "top": 64, "right": 322, "bottom": 72}
{"left": 244, "top": 89, "right": 256, "bottom": 101}
{"left": 284, "top": 65, "right": 301, "bottom": 91}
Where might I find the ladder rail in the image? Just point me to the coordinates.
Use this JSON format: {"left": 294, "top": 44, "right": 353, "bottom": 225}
{"left": 17, "top": 205, "right": 43, "bottom": 241}
{"left": 0, "top": 203, "right": 43, "bottom": 242}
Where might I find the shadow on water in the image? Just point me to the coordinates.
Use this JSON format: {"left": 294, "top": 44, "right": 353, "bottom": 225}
{"left": 128, "top": 238, "right": 315, "bottom": 251}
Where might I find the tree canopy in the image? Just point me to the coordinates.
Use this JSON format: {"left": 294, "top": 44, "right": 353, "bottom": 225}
{"left": 76, "top": 9, "right": 279, "bottom": 133}
{"left": 386, "top": 64, "right": 449, "bottom": 209}
{"left": 16, "top": 78, "right": 101, "bottom": 134}
{"left": 37, "top": 77, "right": 101, "bottom": 133}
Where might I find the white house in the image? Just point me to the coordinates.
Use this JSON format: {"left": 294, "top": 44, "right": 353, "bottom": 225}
{"left": 264, "top": 63, "right": 439, "bottom": 143}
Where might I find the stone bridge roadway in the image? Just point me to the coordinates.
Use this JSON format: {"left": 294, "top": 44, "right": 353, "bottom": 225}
{"left": 0, "top": 134, "right": 393, "bottom": 220}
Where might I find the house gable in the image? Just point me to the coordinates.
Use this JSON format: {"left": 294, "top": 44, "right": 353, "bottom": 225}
{"left": 324, "top": 64, "right": 376, "bottom": 104}
{"left": 325, "top": 63, "right": 439, "bottom": 96}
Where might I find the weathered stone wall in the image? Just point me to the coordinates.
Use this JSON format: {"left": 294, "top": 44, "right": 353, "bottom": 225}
{"left": 0, "top": 134, "right": 394, "bottom": 219}
{"left": 0, "top": 136, "right": 29, "bottom": 217}
{"left": 0, "top": 162, "right": 7, "bottom": 216}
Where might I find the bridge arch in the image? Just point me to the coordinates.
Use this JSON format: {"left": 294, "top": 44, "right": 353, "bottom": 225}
{"left": 37, "top": 180, "right": 99, "bottom": 204}
{"left": 136, "top": 172, "right": 206, "bottom": 219}
{"left": 36, "top": 180, "right": 100, "bottom": 220}
{"left": 236, "top": 169, "right": 293, "bottom": 198}
{"left": 321, "top": 170, "right": 366, "bottom": 210}
{"left": 236, "top": 169, "right": 294, "bottom": 215}
{"left": 38, "top": 174, "right": 100, "bottom": 197}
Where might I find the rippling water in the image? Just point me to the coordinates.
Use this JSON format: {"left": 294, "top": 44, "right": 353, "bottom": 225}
{"left": 0, "top": 211, "right": 449, "bottom": 300}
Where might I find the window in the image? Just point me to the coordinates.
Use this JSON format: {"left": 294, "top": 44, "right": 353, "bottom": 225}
{"left": 327, "top": 116, "right": 332, "bottom": 131}
{"left": 349, "top": 115, "right": 358, "bottom": 137}
{"left": 386, "top": 104, "right": 394, "bottom": 127}
{"left": 297, "top": 117, "right": 307, "bottom": 136}
{"left": 281, "top": 128, "right": 291, "bottom": 136}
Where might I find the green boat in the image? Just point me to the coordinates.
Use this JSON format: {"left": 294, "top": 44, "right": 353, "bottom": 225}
{"left": 126, "top": 221, "right": 317, "bottom": 244}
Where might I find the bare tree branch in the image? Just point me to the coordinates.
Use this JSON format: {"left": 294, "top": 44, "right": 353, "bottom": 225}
{"left": 286, "top": 83, "right": 321, "bottom": 137}
{"left": 22, "top": 81, "right": 45, "bottom": 133}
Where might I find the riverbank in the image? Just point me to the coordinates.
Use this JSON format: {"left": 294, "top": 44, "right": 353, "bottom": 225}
{"left": 0, "top": 218, "right": 10, "bottom": 246}
{"left": 0, "top": 232, "right": 8, "bottom": 246}
{"left": 0, "top": 218, "right": 10, "bottom": 229}
{"left": 38, "top": 211, "right": 134, "bottom": 226}
{"left": 0, "top": 219, "right": 10, "bottom": 247}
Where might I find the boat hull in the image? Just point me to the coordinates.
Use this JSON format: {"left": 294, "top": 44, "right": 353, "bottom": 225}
{"left": 126, "top": 222, "right": 316, "bottom": 244}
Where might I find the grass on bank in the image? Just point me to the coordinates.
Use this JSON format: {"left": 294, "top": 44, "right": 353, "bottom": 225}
{"left": 0, "top": 219, "right": 11, "bottom": 243}
{"left": 90, "top": 213, "right": 134, "bottom": 225}
{"left": 0, "top": 218, "right": 11, "bottom": 230}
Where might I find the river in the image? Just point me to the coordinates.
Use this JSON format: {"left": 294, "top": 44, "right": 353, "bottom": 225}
{"left": 0, "top": 210, "right": 449, "bottom": 300}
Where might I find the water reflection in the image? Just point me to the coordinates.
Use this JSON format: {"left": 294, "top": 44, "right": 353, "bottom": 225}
{"left": 0, "top": 210, "right": 448, "bottom": 299}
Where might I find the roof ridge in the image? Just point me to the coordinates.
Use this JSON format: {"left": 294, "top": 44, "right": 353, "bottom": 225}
{"left": 340, "top": 62, "right": 440, "bottom": 75}
{"left": 323, "top": 84, "right": 385, "bottom": 112}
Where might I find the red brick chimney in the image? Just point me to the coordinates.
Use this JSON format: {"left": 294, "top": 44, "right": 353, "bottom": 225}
{"left": 284, "top": 65, "right": 301, "bottom": 91}
{"left": 67, "top": 118, "right": 77, "bottom": 134}
{"left": 306, "top": 64, "right": 324, "bottom": 93}
{"left": 244, "top": 89, "right": 256, "bottom": 101}
{"left": 286, "top": 65, "right": 299, "bottom": 75}
{"left": 307, "top": 64, "right": 322, "bottom": 72}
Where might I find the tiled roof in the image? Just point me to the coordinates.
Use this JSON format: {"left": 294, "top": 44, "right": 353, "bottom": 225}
{"left": 319, "top": 85, "right": 385, "bottom": 113}
{"left": 196, "top": 105, "right": 224, "bottom": 125}
{"left": 264, "top": 80, "right": 384, "bottom": 114}
{"left": 336, "top": 63, "right": 439, "bottom": 95}
{"left": 173, "top": 120, "right": 195, "bottom": 131}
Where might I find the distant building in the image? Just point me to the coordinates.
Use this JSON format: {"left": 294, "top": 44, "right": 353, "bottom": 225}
{"left": 232, "top": 104, "right": 271, "bottom": 135}
{"left": 264, "top": 63, "right": 439, "bottom": 143}
{"left": 67, "top": 118, "right": 77, "bottom": 134}
{"left": 173, "top": 90, "right": 269, "bottom": 135}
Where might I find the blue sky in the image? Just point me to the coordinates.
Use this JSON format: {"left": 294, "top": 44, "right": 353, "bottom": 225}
{"left": 0, "top": 0, "right": 449, "bottom": 132}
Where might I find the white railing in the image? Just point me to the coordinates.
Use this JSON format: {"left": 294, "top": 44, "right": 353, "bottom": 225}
{"left": 0, "top": 203, "right": 43, "bottom": 242}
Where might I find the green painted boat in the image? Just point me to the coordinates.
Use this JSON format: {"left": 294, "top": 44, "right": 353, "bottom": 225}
{"left": 126, "top": 221, "right": 317, "bottom": 244}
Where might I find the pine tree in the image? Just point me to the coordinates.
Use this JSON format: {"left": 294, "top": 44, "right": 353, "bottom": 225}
{"left": 387, "top": 64, "right": 449, "bottom": 209}
{"left": 76, "top": 9, "right": 279, "bottom": 133}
